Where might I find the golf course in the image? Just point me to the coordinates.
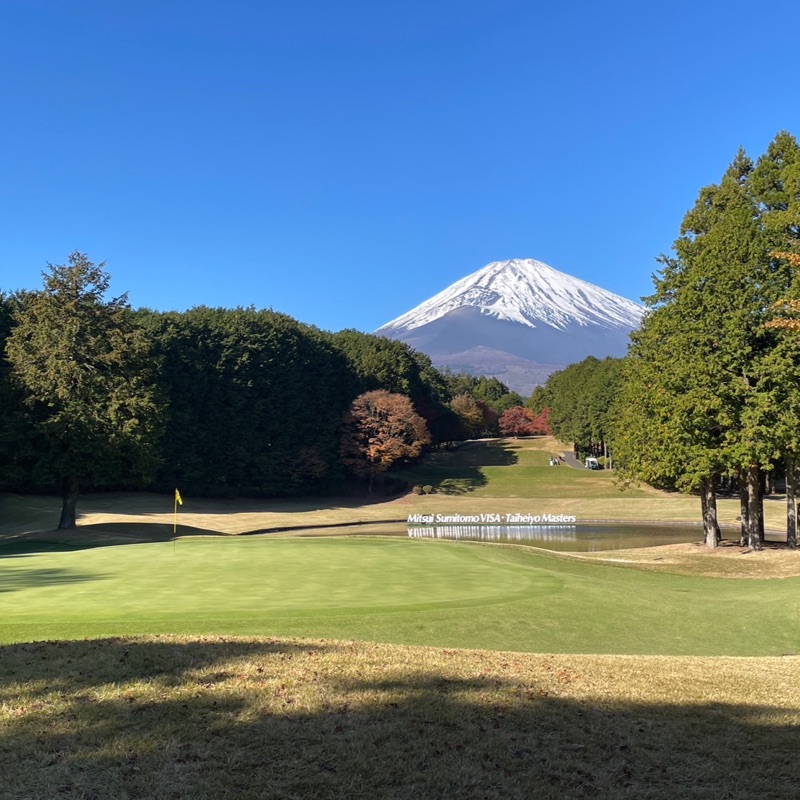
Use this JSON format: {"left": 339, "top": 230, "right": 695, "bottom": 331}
{"left": 3, "top": 437, "right": 800, "bottom": 798}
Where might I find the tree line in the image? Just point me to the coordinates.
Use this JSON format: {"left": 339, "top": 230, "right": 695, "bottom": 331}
{"left": 0, "top": 255, "right": 543, "bottom": 526}
{"left": 537, "top": 131, "right": 800, "bottom": 550}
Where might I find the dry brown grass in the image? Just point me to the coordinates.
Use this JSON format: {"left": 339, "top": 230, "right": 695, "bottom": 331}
{"left": 1, "top": 436, "right": 791, "bottom": 542}
{"left": 2, "top": 488, "right": 771, "bottom": 539}
{"left": 4, "top": 436, "right": 800, "bottom": 797}
{"left": 2, "top": 635, "right": 799, "bottom": 799}
{"left": 567, "top": 540, "right": 800, "bottom": 579}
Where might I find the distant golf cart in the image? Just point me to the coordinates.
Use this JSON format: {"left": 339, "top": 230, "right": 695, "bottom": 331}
{"left": 584, "top": 457, "right": 601, "bottom": 470}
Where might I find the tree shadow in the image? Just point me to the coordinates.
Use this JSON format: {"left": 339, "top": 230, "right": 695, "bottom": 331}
{"left": 400, "top": 440, "right": 520, "bottom": 496}
{"left": 1, "top": 637, "right": 798, "bottom": 798}
{"left": 74, "top": 491, "right": 393, "bottom": 517}
{"left": 0, "top": 637, "right": 321, "bottom": 690}
{"left": 0, "top": 522, "right": 229, "bottom": 558}
{"left": 0, "top": 491, "right": 400, "bottom": 545}
{"left": 0, "top": 567, "right": 105, "bottom": 593}
{"left": 428, "top": 440, "right": 520, "bottom": 468}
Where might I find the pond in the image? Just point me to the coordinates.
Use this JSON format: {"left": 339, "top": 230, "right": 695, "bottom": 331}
{"left": 404, "top": 522, "right": 709, "bottom": 552}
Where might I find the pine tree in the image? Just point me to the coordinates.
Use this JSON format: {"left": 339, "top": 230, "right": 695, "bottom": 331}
{"left": 5, "top": 253, "right": 163, "bottom": 528}
{"left": 751, "top": 132, "right": 800, "bottom": 546}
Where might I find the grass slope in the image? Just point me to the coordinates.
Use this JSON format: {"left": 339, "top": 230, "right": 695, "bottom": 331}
{"left": 2, "top": 636, "right": 799, "bottom": 799}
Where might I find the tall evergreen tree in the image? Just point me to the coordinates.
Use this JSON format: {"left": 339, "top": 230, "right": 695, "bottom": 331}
{"left": 612, "top": 152, "right": 786, "bottom": 548}
{"left": 752, "top": 132, "right": 800, "bottom": 545}
{"left": 5, "top": 253, "right": 163, "bottom": 528}
{"left": 0, "top": 292, "right": 40, "bottom": 489}
{"left": 327, "top": 330, "right": 451, "bottom": 443}
{"left": 542, "top": 357, "right": 623, "bottom": 460}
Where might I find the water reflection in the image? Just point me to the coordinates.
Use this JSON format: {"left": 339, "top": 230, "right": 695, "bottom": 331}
{"left": 409, "top": 524, "right": 577, "bottom": 543}
{"left": 407, "top": 523, "right": 704, "bottom": 552}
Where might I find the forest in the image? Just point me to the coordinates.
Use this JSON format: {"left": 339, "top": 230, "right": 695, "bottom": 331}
{"left": 0, "top": 259, "right": 543, "bottom": 526}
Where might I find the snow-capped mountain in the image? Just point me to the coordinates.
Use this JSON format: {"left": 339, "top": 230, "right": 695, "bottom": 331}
{"left": 376, "top": 258, "right": 645, "bottom": 395}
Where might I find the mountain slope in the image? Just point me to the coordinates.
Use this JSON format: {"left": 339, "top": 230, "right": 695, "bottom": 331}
{"left": 376, "top": 259, "right": 645, "bottom": 395}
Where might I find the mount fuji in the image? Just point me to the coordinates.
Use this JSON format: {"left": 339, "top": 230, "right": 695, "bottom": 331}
{"left": 375, "top": 258, "right": 645, "bottom": 396}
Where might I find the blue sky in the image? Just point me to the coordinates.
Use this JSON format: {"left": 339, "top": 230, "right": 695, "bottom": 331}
{"left": 2, "top": 0, "right": 799, "bottom": 333}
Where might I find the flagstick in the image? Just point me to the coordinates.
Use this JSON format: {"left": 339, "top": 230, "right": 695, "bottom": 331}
{"left": 173, "top": 489, "right": 183, "bottom": 552}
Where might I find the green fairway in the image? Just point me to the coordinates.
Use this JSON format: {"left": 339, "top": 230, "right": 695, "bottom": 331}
{"left": 2, "top": 535, "right": 799, "bottom": 656}
{"left": 393, "top": 438, "right": 654, "bottom": 497}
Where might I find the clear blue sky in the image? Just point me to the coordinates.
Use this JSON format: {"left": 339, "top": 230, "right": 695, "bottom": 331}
{"left": 2, "top": 0, "right": 799, "bottom": 333}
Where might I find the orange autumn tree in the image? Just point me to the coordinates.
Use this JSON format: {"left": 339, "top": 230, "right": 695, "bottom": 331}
{"left": 766, "top": 252, "right": 800, "bottom": 332}
{"left": 340, "top": 389, "right": 430, "bottom": 492}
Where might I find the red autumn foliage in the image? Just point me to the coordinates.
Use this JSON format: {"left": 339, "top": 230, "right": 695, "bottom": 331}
{"left": 498, "top": 406, "right": 536, "bottom": 437}
{"left": 498, "top": 406, "right": 552, "bottom": 437}
{"left": 529, "top": 406, "right": 552, "bottom": 435}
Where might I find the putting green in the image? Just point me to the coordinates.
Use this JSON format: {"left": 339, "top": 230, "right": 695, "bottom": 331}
{"left": 2, "top": 535, "right": 800, "bottom": 657}
{"left": 0, "top": 535, "right": 561, "bottom": 622}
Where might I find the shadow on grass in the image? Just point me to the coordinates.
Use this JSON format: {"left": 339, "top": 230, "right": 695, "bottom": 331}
{"left": 0, "top": 567, "right": 106, "bottom": 593}
{"left": 0, "top": 522, "right": 231, "bottom": 558}
{"left": 0, "top": 491, "right": 398, "bottom": 542}
{"left": 0, "top": 520, "right": 418, "bottom": 556}
{"left": 397, "top": 440, "right": 520, "bottom": 496}
{"left": 1, "top": 637, "right": 798, "bottom": 798}
{"left": 76, "top": 491, "right": 394, "bottom": 517}
{"left": 429, "top": 440, "right": 520, "bottom": 468}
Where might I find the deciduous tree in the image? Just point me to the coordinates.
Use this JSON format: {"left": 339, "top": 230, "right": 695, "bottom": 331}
{"left": 340, "top": 390, "right": 430, "bottom": 491}
{"left": 529, "top": 406, "right": 552, "bottom": 435}
{"left": 449, "top": 393, "right": 484, "bottom": 439}
{"left": 498, "top": 406, "right": 536, "bottom": 437}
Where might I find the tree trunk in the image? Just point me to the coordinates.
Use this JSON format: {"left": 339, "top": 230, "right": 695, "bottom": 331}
{"left": 755, "top": 470, "right": 765, "bottom": 543}
{"left": 738, "top": 477, "right": 749, "bottom": 547}
{"left": 787, "top": 458, "right": 797, "bottom": 549}
{"left": 58, "top": 475, "right": 79, "bottom": 529}
{"left": 745, "top": 465, "right": 763, "bottom": 551}
{"left": 700, "top": 476, "right": 720, "bottom": 548}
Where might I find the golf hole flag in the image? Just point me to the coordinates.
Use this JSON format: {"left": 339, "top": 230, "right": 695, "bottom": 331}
{"left": 173, "top": 488, "right": 183, "bottom": 535}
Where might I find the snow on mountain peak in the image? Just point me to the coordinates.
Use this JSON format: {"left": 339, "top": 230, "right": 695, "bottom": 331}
{"left": 377, "top": 258, "right": 644, "bottom": 333}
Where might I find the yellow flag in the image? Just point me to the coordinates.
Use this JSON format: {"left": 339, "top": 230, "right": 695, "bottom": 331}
{"left": 175, "top": 488, "right": 183, "bottom": 506}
